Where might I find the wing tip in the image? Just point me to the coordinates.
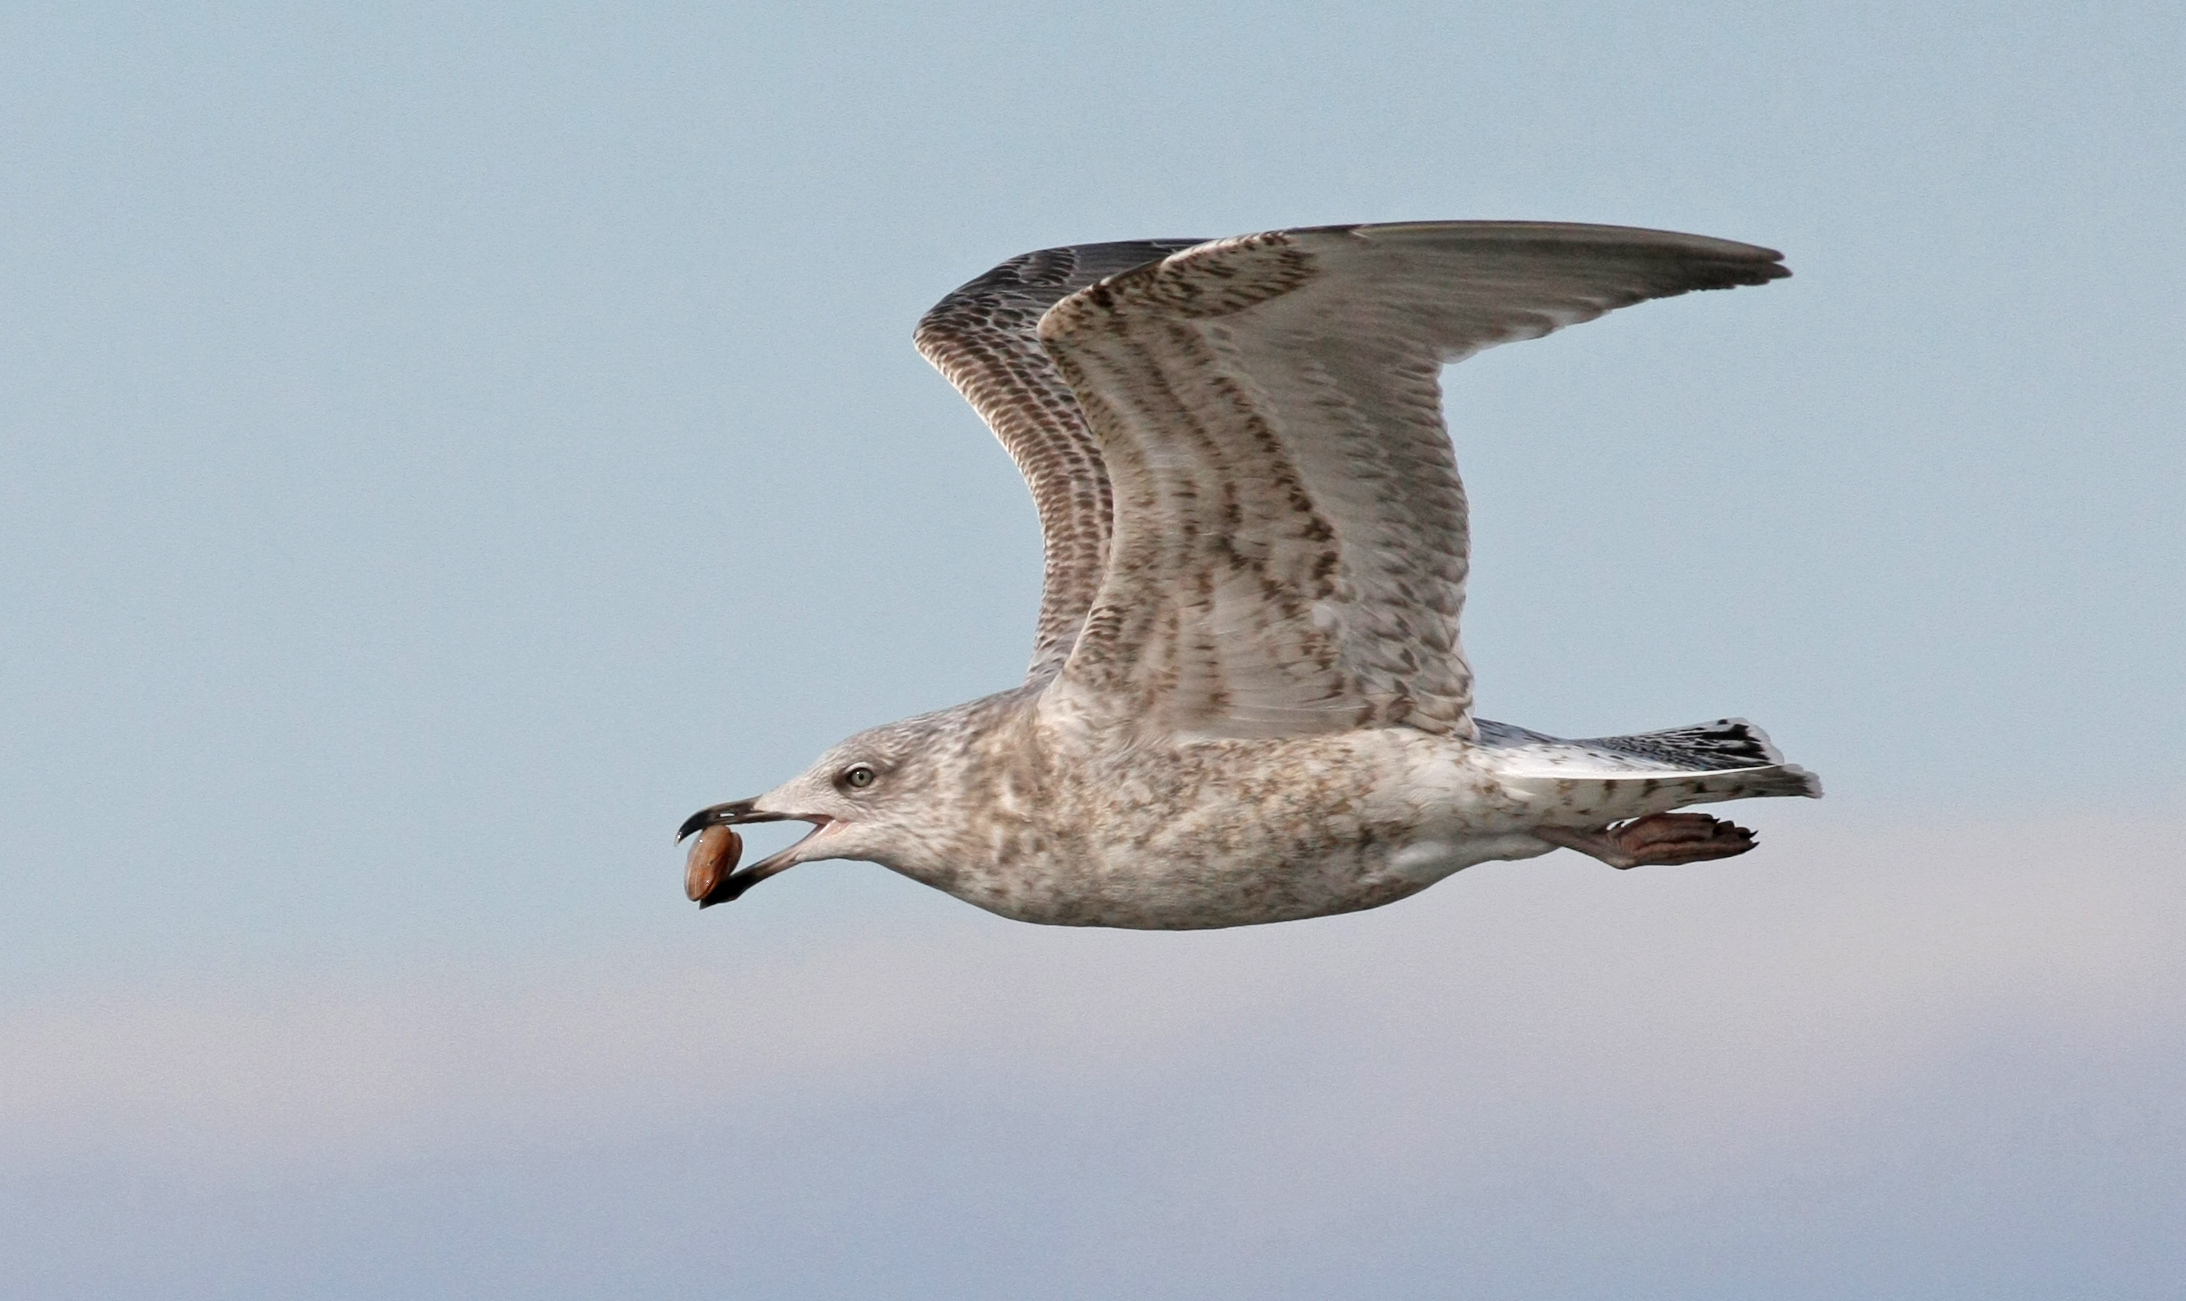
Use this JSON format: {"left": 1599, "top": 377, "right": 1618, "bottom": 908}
{"left": 1318, "top": 219, "right": 1793, "bottom": 284}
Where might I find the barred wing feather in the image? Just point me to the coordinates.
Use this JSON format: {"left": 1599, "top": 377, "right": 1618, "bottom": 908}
{"left": 1036, "top": 221, "right": 1788, "bottom": 739}
{"left": 914, "top": 239, "right": 1204, "bottom": 680}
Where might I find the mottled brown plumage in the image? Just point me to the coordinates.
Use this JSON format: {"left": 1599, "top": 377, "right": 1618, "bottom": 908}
{"left": 681, "top": 221, "right": 1817, "bottom": 927}
{"left": 913, "top": 240, "right": 1204, "bottom": 679}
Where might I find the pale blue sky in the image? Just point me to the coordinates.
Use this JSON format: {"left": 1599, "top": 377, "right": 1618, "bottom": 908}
{"left": 3, "top": 3, "right": 2181, "bottom": 1297}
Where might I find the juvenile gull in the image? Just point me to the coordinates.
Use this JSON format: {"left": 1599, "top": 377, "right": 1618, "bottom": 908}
{"left": 679, "top": 221, "right": 1821, "bottom": 928}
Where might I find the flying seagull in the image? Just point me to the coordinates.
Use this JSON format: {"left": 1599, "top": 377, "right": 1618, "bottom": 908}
{"left": 679, "top": 221, "right": 1819, "bottom": 928}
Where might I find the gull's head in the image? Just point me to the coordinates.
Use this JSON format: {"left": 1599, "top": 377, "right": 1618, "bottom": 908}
{"left": 676, "top": 710, "right": 975, "bottom": 908}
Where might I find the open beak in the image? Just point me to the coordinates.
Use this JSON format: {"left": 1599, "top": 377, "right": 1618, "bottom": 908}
{"left": 676, "top": 798, "right": 833, "bottom": 908}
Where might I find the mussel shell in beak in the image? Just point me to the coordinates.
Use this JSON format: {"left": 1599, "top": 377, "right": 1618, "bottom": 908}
{"left": 684, "top": 825, "right": 743, "bottom": 902}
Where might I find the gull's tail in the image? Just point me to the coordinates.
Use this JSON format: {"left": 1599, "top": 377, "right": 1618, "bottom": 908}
{"left": 1473, "top": 716, "right": 1822, "bottom": 822}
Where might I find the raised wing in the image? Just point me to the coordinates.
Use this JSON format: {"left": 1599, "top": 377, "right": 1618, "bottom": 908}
{"left": 1037, "top": 221, "right": 1788, "bottom": 740}
{"left": 914, "top": 239, "right": 1204, "bottom": 680}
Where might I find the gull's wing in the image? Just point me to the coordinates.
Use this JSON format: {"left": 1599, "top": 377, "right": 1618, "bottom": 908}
{"left": 1037, "top": 221, "right": 1788, "bottom": 739}
{"left": 914, "top": 239, "right": 1205, "bottom": 680}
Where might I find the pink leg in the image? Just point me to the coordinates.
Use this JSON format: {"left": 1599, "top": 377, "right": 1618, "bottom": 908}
{"left": 1536, "top": 813, "right": 1758, "bottom": 869}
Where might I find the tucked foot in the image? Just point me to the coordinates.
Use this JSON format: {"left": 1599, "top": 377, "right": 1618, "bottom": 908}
{"left": 1537, "top": 813, "right": 1758, "bottom": 869}
{"left": 1606, "top": 812, "right": 1756, "bottom": 867}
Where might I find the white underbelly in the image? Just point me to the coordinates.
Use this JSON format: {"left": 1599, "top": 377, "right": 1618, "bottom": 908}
{"left": 1381, "top": 832, "right": 1556, "bottom": 887}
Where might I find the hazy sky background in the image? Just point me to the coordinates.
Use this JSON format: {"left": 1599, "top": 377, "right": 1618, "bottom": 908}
{"left": 3, "top": 2, "right": 2180, "bottom": 1297}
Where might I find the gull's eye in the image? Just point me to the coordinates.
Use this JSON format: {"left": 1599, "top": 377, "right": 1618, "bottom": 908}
{"left": 841, "top": 763, "right": 878, "bottom": 790}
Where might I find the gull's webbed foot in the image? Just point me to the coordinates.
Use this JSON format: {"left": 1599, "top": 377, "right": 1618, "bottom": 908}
{"left": 1605, "top": 812, "right": 1757, "bottom": 866}
{"left": 1537, "top": 812, "right": 1758, "bottom": 869}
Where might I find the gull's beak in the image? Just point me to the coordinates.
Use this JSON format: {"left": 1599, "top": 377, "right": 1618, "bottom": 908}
{"left": 676, "top": 797, "right": 787, "bottom": 842}
{"left": 676, "top": 798, "right": 832, "bottom": 908}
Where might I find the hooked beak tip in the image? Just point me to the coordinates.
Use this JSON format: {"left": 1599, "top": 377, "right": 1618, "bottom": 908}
{"left": 676, "top": 797, "right": 772, "bottom": 843}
